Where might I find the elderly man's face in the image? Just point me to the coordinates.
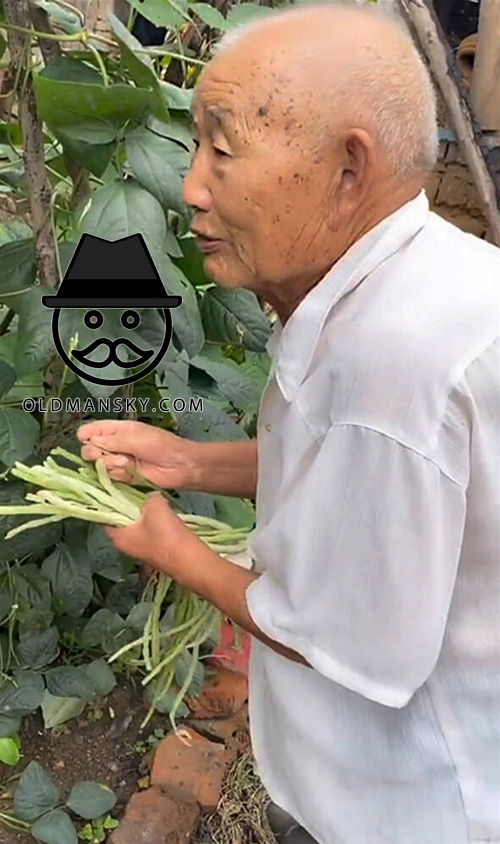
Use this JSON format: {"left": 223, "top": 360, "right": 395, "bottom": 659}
{"left": 183, "top": 55, "right": 340, "bottom": 294}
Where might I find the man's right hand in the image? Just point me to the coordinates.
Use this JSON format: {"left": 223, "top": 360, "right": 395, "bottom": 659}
{"left": 77, "top": 420, "right": 197, "bottom": 490}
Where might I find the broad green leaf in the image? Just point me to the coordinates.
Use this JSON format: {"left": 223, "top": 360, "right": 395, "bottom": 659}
{"left": 14, "top": 761, "right": 59, "bottom": 821}
{"left": 0, "top": 31, "right": 5, "bottom": 60}
{"left": 31, "top": 809, "right": 78, "bottom": 844}
{"left": 42, "top": 543, "right": 93, "bottom": 617}
{"left": 147, "top": 114, "right": 194, "bottom": 153}
{"left": 0, "top": 735, "right": 20, "bottom": 766}
{"left": 84, "top": 660, "right": 116, "bottom": 697}
{"left": 156, "top": 255, "right": 204, "bottom": 358}
{"left": 145, "top": 680, "right": 189, "bottom": 718}
{"left": 213, "top": 495, "right": 255, "bottom": 529}
{"left": 177, "top": 399, "right": 247, "bottom": 441}
{"left": 66, "top": 781, "right": 117, "bottom": 820}
{"left": 56, "top": 131, "right": 116, "bottom": 178}
{"left": 17, "top": 627, "right": 59, "bottom": 670}
{"left": 0, "top": 120, "right": 23, "bottom": 145}
{"left": 0, "top": 488, "right": 61, "bottom": 563}
{"left": 126, "top": 0, "right": 188, "bottom": 28}
{"left": 126, "top": 602, "right": 154, "bottom": 634}
{"left": 18, "top": 608, "right": 54, "bottom": 637}
{"left": 87, "top": 524, "right": 125, "bottom": 582}
{"left": 11, "top": 287, "right": 54, "bottom": 377}
{"left": 238, "top": 349, "right": 271, "bottom": 391}
{"left": 105, "top": 574, "right": 140, "bottom": 616}
{"left": 41, "top": 690, "right": 86, "bottom": 730}
{"left": 13, "top": 565, "right": 52, "bottom": 610}
{"left": 189, "top": 2, "right": 227, "bottom": 29}
{"left": 34, "top": 57, "right": 161, "bottom": 138}
{"left": 79, "top": 179, "right": 167, "bottom": 256}
{"left": 174, "top": 650, "right": 205, "bottom": 696}
{"left": 200, "top": 287, "right": 271, "bottom": 351}
{"left": 45, "top": 666, "right": 96, "bottom": 701}
{"left": 126, "top": 126, "right": 189, "bottom": 215}
{"left": 109, "top": 15, "right": 169, "bottom": 123}
{"left": 0, "top": 712, "right": 22, "bottom": 738}
{"left": 173, "top": 490, "right": 216, "bottom": 518}
{"left": 225, "top": 2, "right": 276, "bottom": 28}
{"left": 80, "top": 609, "right": 131, "bottom": 654}
{"left": 0, "top": 406, "right": 39, "bottom": 467}
{"left": 0, "top": 670, "right": 45, "bottom": 715}
{"left": 0, "top": 237, "right": 36, "bottom": 294}
{"left": 160, "top": 82, "right": 193, "bottom": 112}
{"left": 175, "top": 235, "right": 211, "bottom": 287}
{"left": 0, "top": 359, "right": 16, "bottom": 397}
{"left": 190, "top": 348, "right": 260, "bottom": 409}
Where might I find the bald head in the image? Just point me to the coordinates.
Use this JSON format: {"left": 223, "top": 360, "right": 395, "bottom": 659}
{"left": 213, "top": 2, "right": 438, "bottom": 178}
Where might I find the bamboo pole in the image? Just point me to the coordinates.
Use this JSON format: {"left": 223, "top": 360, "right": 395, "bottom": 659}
{"left": 396, "top": 0, "right": 500, "bottom": 246}
{"left": 471, "top": 0, "right": 500, "bottom": 132}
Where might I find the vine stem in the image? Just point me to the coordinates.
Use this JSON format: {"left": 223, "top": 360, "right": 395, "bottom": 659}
{"left": 0, "top": 21, "right": 83, "bottom": 41}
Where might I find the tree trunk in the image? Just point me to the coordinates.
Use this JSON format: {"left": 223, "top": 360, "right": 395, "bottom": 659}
{"left": 471, "top": 0, "right": 500, "bottom": 132}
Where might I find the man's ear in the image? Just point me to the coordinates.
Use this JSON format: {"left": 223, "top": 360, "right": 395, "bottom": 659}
{"left": 339, "top": 127, "right": 376, "bottom": 203}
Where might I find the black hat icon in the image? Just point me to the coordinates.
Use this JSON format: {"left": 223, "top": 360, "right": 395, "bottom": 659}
{"left": 42, "top": 233, "right": 182, "bottom": 309}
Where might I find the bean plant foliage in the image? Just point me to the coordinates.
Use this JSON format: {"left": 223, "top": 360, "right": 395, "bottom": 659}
{"left": 0, "top": 0, "right": 281, "bottom": 792}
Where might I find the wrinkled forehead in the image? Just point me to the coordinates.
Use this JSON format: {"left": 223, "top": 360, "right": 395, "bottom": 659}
{"left": 191, "top": 52, "right": 274, "bottom": 129}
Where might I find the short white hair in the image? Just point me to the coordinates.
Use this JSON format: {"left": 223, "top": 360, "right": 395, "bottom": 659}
{"left": 214, "top": 2, "right": 439, "bottom": 178}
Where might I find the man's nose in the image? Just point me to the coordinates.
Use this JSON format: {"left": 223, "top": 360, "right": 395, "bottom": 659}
{"left": 183, "top": 153, "right": 213, "bottom": 213}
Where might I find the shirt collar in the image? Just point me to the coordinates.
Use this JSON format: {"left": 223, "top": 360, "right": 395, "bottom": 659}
{"left": 265, "top": 190, "right": 430, "bottom": 402}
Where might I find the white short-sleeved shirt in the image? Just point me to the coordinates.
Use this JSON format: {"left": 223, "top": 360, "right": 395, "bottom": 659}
{"left": 245, "top": 191, "right": 500, "bottom": 844}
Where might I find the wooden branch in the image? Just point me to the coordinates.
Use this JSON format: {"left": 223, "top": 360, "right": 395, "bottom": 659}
{"left": 471, "top": 0, "right": 500, "bottom": 132}
{"left": 27, "top": 0, "right": 91, "bottom": 206}
{"left": 3, "top": 0, "right": 59, "bottom": 289}
{"left": 397, "top": 0, "right": 500, "bottom": 246}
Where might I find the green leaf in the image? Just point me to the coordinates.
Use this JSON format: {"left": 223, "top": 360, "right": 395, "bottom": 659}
{"left": 126, "top": 602, "right": 154, "bottom": 635}
{"left": 0, "top": 359, "right": 16, "bottom": 398}
{"left": 174, "top": 490, "right": 216, "bottom": 518}
{"left": 57, "top": 131, "right": 116, "bottom": 178}
{"left": 18, "top": 608, "right": 54, "bottom": 637}
{"left": 33, "top": 57, "right": 160, "bottom": 141}
{"left": 145, "top": 681, "right": 189, "bottom": 718}
{"left": 200, "top": 287, "right": 271, "bottom": 352}
{"left": 42, "top": 543, "right": 93, "bottom": 617}
{"left": 125, "top": 0, "right": 188, "bottom": 28}
{"left": 0, "top": 120, "right": 23, "bottom": 145}
{"left": 0, "top": 237, "right": 36, "bottom": 294}
{"left": 213, "top": 495, "right": 255, "bottom": 529}
{"left": 0, "top": 736, "right": 20, "bottom": 765}
{"left": 109, "top": 15, "right": 169, "bottom": 123}
{"left": 225, "top": 2, "right": 276, "bottom": 28}
{"left": 45, "top": 666, "right": 96, "bottom": 701}
{"left": 0, "top": 670, "right": 45, "bottom": 716}
{"left": 87, "top": 525, "right": 125, "bottom": 582}
{"left": 175, "top": 235, "right": 211, "bottom": 287}
{"left": 1, "top": 490, "right": 62, "bottom": 563}
{"left": 13, "top": 565, "right": 52, "bottom": 610}
{"left": 156, "top": 255, "right": 204, "bottom": 358}
{"left": 32, "top": 809, "right": 78, "bottom": 844}
{"left": 66, "top": 782, "right": 117, "bottom": 820}
{"left": 33, "top": 0, "right": 83, "bottom": 34}
{"left": 189, "top": 2, "right": 227, "bottom": 29}
{"left": 126, "top": 126, "right": 189, "bottom": 215}
{"left": 0, "top": 31, "right": 6, "bottom": 61}
{"left": 11, "top": 287, "right": 55, "bottom": 377}
{"left": 79, "top": 178, "right": 167, "bottom": 256}
{"left": 0, "top": 712, "right": 22, "bottom": 738}
{"left": 174, "top": 650, "right": 205, "bottom": 696}
{"left": 147, "top": 114, "right": 194, "bottom": 153}
{"left": 41, "top": 691, "right": 86, "bottom": 730}
{"left": 0, "top": 407, "right": 39, "bottom": 467}
{"left": 190, "top": 348, "right": 260, "bottom": 410}
{"left": 17, "top": 627, "right": 59, "bottom": 670}
{"left": 80, "top": 609, "right": 130, "bottom": 654}
{"left": 160, "top": 82, "right": 193, "bottom": 112}
{"left": 105, "top": 574, "right": 140, "bottom": 616}
{"left": 83, "top": 660, "right": 116, "bottom": 697}
{"left": 14, "top": 761, "right": 59, "bottom": 822}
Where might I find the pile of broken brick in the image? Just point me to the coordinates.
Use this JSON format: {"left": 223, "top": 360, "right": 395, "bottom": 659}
{"left": 110, "top": 626, "right": 254, "bottom": 844}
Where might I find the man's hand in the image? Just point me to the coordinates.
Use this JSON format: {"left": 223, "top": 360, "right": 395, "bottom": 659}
{"left": 77, "top": 420, "right": 197, "bottom": 489}
{"left": 103, "top": 491, "right": 201, "bottom": 580}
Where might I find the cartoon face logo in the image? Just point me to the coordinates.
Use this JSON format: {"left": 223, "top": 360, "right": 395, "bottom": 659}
{"left": 43, "top": 234, "right": 182, "bottom": 387}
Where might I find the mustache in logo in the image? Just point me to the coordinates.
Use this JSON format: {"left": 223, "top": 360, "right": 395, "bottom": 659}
{"left": 72, "top": 337, "right": 154, "bottom": 369}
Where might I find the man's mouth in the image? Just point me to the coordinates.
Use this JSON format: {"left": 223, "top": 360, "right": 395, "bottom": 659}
{"left": 192, "top": 230, "right": 224, "bottom": 254}
{"left": 72, "top": 338, "right": 154, "bottom": 369}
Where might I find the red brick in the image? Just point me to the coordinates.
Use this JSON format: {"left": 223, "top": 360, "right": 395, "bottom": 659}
{"left": 186, "top": 666, "right": 248, "bottom": 719}
{"left": 207, "top": 621, "right": 251, "bottom": 675}
{"left": 151, "top": 727, "right": 232, "bottom": 812}
{"left": 109, "top": 787, "right": 199, "bottom": 844}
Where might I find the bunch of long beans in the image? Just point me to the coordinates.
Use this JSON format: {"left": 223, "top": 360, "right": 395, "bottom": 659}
{"left": 0, "top": 447, "right": 253, "bottom": 729}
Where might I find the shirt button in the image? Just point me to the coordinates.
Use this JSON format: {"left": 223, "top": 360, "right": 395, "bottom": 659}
{"left": 265, "top": 424, "right": 271, "bottom": 431}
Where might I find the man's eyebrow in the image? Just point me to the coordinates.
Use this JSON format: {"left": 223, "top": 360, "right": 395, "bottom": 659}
{"left": 205, "top": 106, "right": 235, "bottom": 133}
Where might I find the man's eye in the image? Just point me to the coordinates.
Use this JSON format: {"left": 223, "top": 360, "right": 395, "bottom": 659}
{"left": 213, "top": 146, "right": 230, "bottom": 158}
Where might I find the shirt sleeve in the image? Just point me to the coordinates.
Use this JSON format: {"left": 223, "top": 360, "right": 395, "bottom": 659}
{"left": 244, "top": 423, "right": 467, "bottom": 708}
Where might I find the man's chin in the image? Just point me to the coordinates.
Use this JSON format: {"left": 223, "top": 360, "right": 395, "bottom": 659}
{"left": 203, "top": 256, "right": 253, "bottom": 291}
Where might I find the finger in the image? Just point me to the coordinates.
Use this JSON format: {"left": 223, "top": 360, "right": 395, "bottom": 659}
{"left": 80, "top": 444, "right": 106, "bottom": 462}
{"left": 79, "top": 420, "right": 145, "bottom": 458}
{"left": 77, "top": 419, "right": 124, "bottom": 443}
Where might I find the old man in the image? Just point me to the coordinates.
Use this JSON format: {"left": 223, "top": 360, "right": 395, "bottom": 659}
{"left": 78, "top": 4, "right": 500, "bottom": 843}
